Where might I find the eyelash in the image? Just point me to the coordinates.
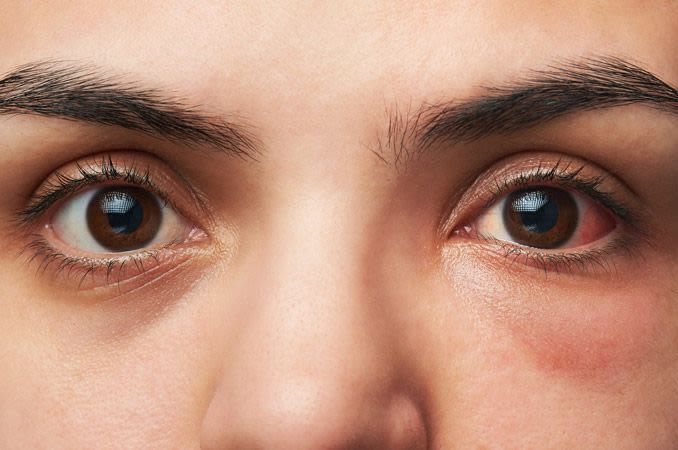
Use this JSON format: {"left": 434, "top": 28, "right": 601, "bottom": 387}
{"left": 455, "top": 159, "right": 645, "bottom": 275}
{"left": 18, "top": 155, "right": 170, "bottom": 223}
{"left": 22, "top": 235, "right": 174, "bottom": 288}
{"left": 483, "top": 160, "right": 636, "bottom": 225}
{"left": 484, "top": 234, "right": 638, "bottom": 276}
{"left": 15, "top": 155, "right": 188, "bottom": 287}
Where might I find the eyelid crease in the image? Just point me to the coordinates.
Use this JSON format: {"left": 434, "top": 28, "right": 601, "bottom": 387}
{"left": 19, "top": 233, "right": 204, "bottom": 291}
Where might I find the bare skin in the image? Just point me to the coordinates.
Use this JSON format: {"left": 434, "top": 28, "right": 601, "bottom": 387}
{"left": 0, "top": 1, "right": 676, "bottom": 448}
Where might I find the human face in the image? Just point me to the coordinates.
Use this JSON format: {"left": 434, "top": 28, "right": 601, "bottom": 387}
{"left": 0, "top": 1, "right": 676, "bottom": 448}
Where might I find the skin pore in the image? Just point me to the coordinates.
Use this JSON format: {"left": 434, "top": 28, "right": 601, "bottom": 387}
{"left": 0, "top": 1, "right": 677, "bottom": 448}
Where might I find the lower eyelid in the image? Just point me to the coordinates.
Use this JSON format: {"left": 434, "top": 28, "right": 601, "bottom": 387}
{"left": 455, "top": 234, "right": 638, "bottom": 277}
{"left": 22, "top": 235, "right": 207, "bottom": 291}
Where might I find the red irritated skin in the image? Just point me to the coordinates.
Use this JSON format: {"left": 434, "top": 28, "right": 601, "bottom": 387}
{"left": 431, "top": 243, "right": 678, "bottom": 446}
{"left": 446, "top": 161, "right": 654, "bottom": 382}
{"left": 442, "top": 245, "right": 673, "bottom": 384}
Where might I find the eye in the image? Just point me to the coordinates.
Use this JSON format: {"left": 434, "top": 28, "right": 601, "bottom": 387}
{"left": 473, "top": 186, "right": 616, "bottom": 249}
{"left": 50, "top": 184, "right": 189, "bottom": 254}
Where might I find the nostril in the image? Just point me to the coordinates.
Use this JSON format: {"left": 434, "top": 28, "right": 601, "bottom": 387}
{"left": 384, "top": 394, "right": 429, "bottom": 450}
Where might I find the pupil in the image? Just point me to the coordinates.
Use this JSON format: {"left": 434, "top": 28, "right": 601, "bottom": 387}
{"left": 99, "top": 191, "right": 144, "bottom": 234}
{"left": 511, "top": 190, "right": 559, "bottom": 233}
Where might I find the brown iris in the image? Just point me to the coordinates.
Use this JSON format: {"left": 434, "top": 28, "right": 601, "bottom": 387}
{"left": 502, "top": 187, "right": 578, "bottom": 249}
{"left": 86, "top": 186, "right": 161, "bottom": 252}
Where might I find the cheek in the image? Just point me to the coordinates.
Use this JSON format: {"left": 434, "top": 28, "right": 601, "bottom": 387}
{"left": 442, "top": 247, "right": 674, "bottom": 385}
{"left": 515, "top": 289, "right": 664, "bottom": 381}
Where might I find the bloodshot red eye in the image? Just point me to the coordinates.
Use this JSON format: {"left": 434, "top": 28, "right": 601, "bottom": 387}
{"left": 469, "top": 185, "right": 617, "bottom": 250}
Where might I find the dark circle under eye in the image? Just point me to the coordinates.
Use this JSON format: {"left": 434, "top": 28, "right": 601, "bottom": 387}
{"left": 86, "top": 186, "right": 162, "bottom": 252}
{"left": 503, "top": 187, "right": 578, "bottom": 249}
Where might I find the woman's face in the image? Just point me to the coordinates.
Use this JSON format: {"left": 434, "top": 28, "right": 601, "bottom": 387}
{"left": 1, "top": 1, "right": 677, "bottom": 448}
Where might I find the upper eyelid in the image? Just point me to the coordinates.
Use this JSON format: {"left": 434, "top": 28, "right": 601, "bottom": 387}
{"left": 15, "top": 154, "right": 181, "bottom": 228}
{"left": 14, "top": 151, "right": 217, "bottom": 241}
{"left": 483, "top": 164, "right": 636, "bottom": 225}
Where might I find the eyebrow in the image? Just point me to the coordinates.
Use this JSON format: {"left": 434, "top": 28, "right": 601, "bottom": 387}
{"left": 384, "top": 56, "right": 677, "bottom": 163}
{"left": 0, "top": 61, "right": 259, "bottom": 159}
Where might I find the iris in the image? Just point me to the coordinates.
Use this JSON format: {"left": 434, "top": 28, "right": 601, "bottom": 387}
{"left": 86, "top": 186, "right": 161, "bottom": 251}
{"left": 503, "top": 187, "right": 578, "bottom": 248}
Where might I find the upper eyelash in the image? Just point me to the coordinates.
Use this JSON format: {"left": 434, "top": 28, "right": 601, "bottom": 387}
{"left": 16, "top": 155, "right": 169, "bottom": 224}
{"left": 483, "top": 159, "right": 637, "bottom": 226}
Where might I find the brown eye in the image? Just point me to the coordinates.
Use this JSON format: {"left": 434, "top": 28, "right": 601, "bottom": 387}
{"left": 502, "top": 187, "right": 578, "bottom": 249}
{"left": 51, "top": 183, "right": 189, "bottom": 255}
{"left": 470, "top": 184, "right": 617, "bottom": 251}
{"left": 86, "top": 186, "right": 162, "bottom": 252}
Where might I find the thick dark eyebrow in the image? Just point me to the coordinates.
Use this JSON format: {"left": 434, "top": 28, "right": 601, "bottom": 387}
{"left": 0, "top": 61, "right": 259, "bottom": 159}
{"left": 405, "top": 57, "right": 678, "bottom": 154}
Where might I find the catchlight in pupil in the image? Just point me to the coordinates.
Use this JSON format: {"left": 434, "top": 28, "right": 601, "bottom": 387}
{"left": 86, "top": 186, "right": 162, "bottom": 252}
{"left": 511, "top": 190, "right": 559, "bottom": 233}
{"left": 100, "top": 191, "right": 144, "bottom": 234}
{"left": 503, "top": 187, "right": 578, "bottom": 249}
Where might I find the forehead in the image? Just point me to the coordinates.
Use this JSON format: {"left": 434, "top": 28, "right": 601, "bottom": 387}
{"left": 0, "top": 1, "right": 675, "bottom": 129}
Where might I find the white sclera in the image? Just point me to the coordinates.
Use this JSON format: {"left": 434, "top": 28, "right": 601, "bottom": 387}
{"left": 51, "top": 187, "right": 185, "bottom": 254}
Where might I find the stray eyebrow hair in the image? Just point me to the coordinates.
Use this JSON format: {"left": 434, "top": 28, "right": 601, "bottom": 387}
{"left": 0, "top": 61, "right": 259, "bottom": 159}
{"left": 383, "top": 56, "right": 678, "bottom": 163}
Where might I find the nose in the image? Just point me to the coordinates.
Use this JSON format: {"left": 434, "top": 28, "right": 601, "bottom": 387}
{"left": 199, "top": 195, "right": 428, "bottom": 449}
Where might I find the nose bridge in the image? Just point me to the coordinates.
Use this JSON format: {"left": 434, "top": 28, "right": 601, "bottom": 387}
{"left": 200, "top": 188, "right": 426, "bottom": 449}
{"left": 244, "top": 196, "right": 383, "bottom": 391}
{"left": 248, "top": 183, "right": 374, "bottom": 350}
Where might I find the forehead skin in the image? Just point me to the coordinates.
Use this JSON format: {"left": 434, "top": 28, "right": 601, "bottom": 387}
{"left": 0, "top": 1, "right": 677, "bottom": 449}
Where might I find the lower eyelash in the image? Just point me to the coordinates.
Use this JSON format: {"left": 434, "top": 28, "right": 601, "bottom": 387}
{"left": 21, "top": 235, "right": 170, "bottom": 288}
{"left": 482, "top": 233, "right": 641, "bottom": 276}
